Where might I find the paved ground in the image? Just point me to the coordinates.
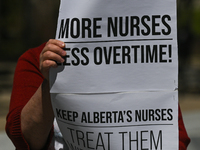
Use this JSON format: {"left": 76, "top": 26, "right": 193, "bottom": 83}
{"left": 0, "top": 62, "right": 16, "bottom": 150}
{"left": 180, "top": 95, "right": 200, "bottom": 150}
{"left": 0, "top": 131, "right": 15, "bottom": 150}
{"left": 182, "top": 111, "right": 200, "bottom": 150}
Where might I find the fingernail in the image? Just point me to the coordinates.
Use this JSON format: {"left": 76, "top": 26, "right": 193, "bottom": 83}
{"left": 61, "top": 42, "right": 65, "bottom": 47}
{"left": 62, "top": 50, "right": 66, "bottom": 56}
{"left": 61, "top": 58, "right": 65, "bottom": 63}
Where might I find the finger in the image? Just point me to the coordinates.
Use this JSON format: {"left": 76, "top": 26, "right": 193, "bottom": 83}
{"left": 42, "top": 51, "right": 65, "bottom": 64}
{"left": 42, "top": 59, "right": 58, "bottom": 70}
{"left": 40, "top": 60, "right": 57, "bottom": 79}
{"left": 46, "top": 39, "right": 65, "bottom": 48}
{"left": 42, "top": 43, "right": 66, "bottom": 57}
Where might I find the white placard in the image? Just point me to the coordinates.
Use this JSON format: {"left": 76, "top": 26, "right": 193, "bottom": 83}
{"left": 50, "top": 0, "right": 179, "bottom": 149}
{"left": 51, "top": 91, "right": 178, "bottom": 150}
{"left": 50, "top": 0, "right": 178, "bottom": 94}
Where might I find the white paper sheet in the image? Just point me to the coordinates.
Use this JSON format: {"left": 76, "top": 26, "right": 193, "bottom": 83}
{"left": 50, "top": 0, "right": 178, "bottom": 94}
{"left": 51, "top": 91, "right": 178, "bottom": 150}
{"left": 50, "top": 0, "right": 179, "bottom": 149}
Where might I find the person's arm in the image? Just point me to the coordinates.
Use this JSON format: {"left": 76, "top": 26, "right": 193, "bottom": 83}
{"left": 20, "top": 79, "right": 54, "bottom": 149}
{"left": 6, "top": 40, "right": 66, "bottom": 150}
{"left": 20, "top": 39, "right": 66, "bottom": 150}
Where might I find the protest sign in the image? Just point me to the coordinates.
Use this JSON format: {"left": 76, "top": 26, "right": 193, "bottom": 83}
{"left": 50, "top": 0, "right": 178, "bottom": 149}
{"left": 51, "top": 91, "right": 178, "bottom": 150}
{"left": 50, "top": 0, "right": 178, "bottom": 94}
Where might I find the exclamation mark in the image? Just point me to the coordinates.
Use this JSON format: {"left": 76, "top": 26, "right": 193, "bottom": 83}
{"left": 169, "top": 45, "right": 172, "bottom": 62}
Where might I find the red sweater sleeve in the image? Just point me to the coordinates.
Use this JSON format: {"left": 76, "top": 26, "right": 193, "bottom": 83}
{"left": 178, "top": 106, "right": 190, "bottom": 150}
{"left": 5, "top": 43, "right": 53, "bottom": 150}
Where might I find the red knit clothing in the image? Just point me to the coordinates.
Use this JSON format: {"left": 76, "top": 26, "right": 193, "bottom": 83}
{"left": 178, "top": 106, "right": 191, "bottom": 150}
{"left": 5, "top": 43, "right": 53, "bottom": 150}
{"left": 6, "top": 43, "right": 190, "bottom": 149}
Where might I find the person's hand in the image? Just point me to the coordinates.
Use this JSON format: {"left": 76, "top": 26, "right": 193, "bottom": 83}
{"left": 40, "top": 39, "right": 66, "bottom": 80}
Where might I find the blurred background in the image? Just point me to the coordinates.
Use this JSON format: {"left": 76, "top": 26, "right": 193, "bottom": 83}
{"left": 0, "top": 0, "right": 200, "bottom": 149}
